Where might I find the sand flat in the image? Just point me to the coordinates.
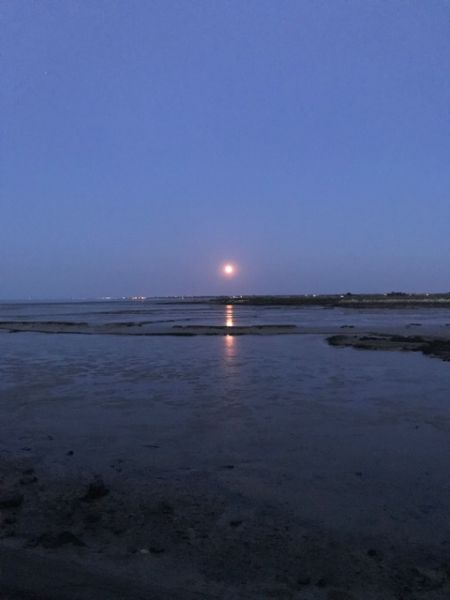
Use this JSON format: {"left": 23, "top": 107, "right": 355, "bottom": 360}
{"left": 2, "top": 303, "right": 450, "bottom": 598}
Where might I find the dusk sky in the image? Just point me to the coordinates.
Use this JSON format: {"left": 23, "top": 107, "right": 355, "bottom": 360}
{"left": 2, "top": 1, "right": 449, "bottom": 299}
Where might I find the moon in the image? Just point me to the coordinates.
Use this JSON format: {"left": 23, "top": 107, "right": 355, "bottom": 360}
{"left": 223, "top": 263, "right": 235, "bottom": 276}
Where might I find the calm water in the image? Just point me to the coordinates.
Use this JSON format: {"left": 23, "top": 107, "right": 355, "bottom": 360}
{"left": 2, "top": 298, "right": 450, "bottom": 328}
{"left": 1, "top": 300, "right": 450, "bottom": 545}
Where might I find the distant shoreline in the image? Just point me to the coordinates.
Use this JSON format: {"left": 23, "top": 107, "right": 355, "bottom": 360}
{"left": 2, "top": 293, "right": 450, "bottom": 308}
{"left": 211, "top": 293, "right": 450, "bottom": 308}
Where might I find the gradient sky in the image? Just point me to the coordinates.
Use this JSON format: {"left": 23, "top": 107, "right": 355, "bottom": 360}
{"left": 1, "top": 1, "right": 449, "bottom": 298}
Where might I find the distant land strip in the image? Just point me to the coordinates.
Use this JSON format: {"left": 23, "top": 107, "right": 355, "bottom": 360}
{"left": 211, "top": 293, "right": 450, "bottom": 308}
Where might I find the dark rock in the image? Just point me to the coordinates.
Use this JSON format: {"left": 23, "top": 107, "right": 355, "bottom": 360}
{"left": 81, "top": 478, "right": 109, "bottom": 502}
{"left": 297, "top": 576, "right": 311, "bottom": 586}
{"left": 402, "top": 585, "right": 412, "bottom": 594}
{"left": 410, "top": 566, "right": 445, "bottom": 590}
{"left": 0, "top": 493, "right": 24, "bottom": 509}
{"left": 38, "top": 531, "right": 85, "bottom": 548}
{"left": 1, "top": 528, "right": 16, "bottom": 538}
{"left": 84, "top": 513, "right": 101, "bottom": 524}
{"left": 149, "top": 546, "right": 165, "bottom": 554}
{"left": 157, "top": 500, "right": 174, "bottom": 515}
{"left": 67, "top": 450, "right": 74, "bottom": 456}
{"left": 229, "top": 520, "right": 243, "bottom": 527}
{"left": 422, "top": 340, "right": 450, "bottom": 362}
{"left": 56, "top": 531, "right": 85, "bottom": 547}
{"left": 20, "top": 475, "right": 38, "bottom": 485}
{"left": 327, "top": 591, "right": 355, "bottom": 600}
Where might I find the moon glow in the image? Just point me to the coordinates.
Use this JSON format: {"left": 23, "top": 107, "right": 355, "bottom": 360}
{"left": 223, "top": 264, "right": 235, "bottom": 276}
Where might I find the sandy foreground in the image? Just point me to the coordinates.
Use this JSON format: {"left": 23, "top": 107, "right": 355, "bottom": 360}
{"left": 2, "top": 441, "right": 450, "bottom": 600}
{"left": 1, "top": 326, "right": 450, "bottom": 599}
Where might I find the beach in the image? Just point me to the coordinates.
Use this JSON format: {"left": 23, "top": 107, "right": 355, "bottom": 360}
{"left": 1, "top": 301, "right": 450, "bottom": 598}
{"left": 4, "top": 0, "right": 448, "bottom": 595}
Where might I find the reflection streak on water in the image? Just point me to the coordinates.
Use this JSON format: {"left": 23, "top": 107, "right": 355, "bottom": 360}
{"left": 225, "top": 305, "right": 234, "bottom": 328}
{"left": 224, "top": 305, "right": 235, "bottom": 359}
{"left": 224, "top": 331, "right": 235, "bottom": 360}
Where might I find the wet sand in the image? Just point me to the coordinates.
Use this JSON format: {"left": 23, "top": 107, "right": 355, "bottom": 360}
{"left": 0, "top": 322, "right": 298, "bottom": 336}
{"left": 2, "top": 451, "right": 450, "bottom": 600}
{"left": 2, "top": 321, "right": 450, "bottom": 364}
{"left": 1, "top": 309, "right": 450, "bottom": 598}
{"left": 0, "top": 318, "right": 449, "bottom": 333}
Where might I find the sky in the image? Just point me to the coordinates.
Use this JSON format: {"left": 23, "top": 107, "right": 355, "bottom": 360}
{"left": 1, "top": 0, "right": 449, "bottom": 298}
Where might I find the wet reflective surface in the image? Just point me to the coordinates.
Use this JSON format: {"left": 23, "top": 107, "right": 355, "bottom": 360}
{"left": 2, "top": 298, "right": 450, "bottom": 329}
{"left": 2, "top": 302, "right": 450, "bottom": 597}
{"left": 1, "top": 309, "right": 450, "bottom": 546}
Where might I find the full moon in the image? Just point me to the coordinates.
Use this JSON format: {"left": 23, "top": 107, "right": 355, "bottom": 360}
{"left": 223, "top": 264, "right": 235, "bottom": 276}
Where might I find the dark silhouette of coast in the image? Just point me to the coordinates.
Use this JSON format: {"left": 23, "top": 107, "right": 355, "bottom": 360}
{"left": 212, "top": 292, "right": 450, "bottom": 308}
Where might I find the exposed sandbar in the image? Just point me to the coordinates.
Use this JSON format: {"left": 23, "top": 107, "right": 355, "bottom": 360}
{"left": 171, "top": 325, "right": 298, "bottom": 335}
{"left": 0, "top": 321, "right": 299, "bottom": 336}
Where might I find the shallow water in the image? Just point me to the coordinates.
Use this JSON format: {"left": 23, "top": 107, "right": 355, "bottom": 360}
{"left": 1, "top": 303, "right": 450, "bottom": 550}
{"left": 2, "top": 298, "right": 450, "bottom": 329}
